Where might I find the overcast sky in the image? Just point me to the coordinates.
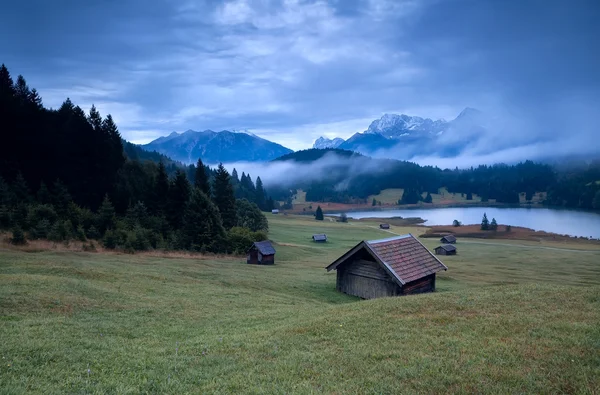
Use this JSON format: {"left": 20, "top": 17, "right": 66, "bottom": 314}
{"left": 1, "top": 0, "right": 598, "bottom": 151}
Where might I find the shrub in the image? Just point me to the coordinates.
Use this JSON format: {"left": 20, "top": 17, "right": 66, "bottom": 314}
{"left": 228, "top": 227, "right": 268, "bottom": 254}
{"left": 82, "top": 242, "right": 97, "bottom": 252}
{"left": 339, "top": 213, "right": 348, "bottom": 223}
{"left": 130, "top": 226, "right": 151, "bottom": 251}
{"left": 10, "top": 227, "right": 26, "bottom": 245}
{"left": 506, "top": 225, "right": 512, "bottom": 232}
{"left": 27, "top": 204, "right": 58, "bottom": 228}
{"left": 452, "top": 219, "right": 461, "bottom": 227}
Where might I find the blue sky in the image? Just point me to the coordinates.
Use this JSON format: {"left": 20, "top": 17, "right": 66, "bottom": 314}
{"left": 1, "top": 0, "right": 598, "bottom": 151}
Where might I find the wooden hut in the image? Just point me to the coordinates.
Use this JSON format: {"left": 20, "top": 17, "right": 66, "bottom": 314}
{"left": 434, "top": 244, "right": 457, "bottom": 256}
{"left": 440, "top": 234, "right": 457, "bottom": 244}
{"left": 326, "top": 234, "right": 447, "bottom": 299}
{"left": 247, "top": 241, "right": 276, "bottom": 265}
{"left": 312, "top": 234, "right": 327, "bottom": 243}
{"left": 379, "top": 223, "right": 390, "bottom": 229}
{"left": 271, "top": 209, "right": 279, "bottom": 214}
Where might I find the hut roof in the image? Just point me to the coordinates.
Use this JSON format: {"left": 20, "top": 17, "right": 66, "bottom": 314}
{"left": 437, "top": 244, "right": 457, "bottom": 252}
{"left": 441, "top": 234, "right": 456, "bottom": 242}
{"left": 249, "top": 240, "right": 276, "bottom": 255}
{"left": 312, "top": 234, "right": 327, "bottom": 241}
{"left": 326, "top": 234, "right": 447, "bottom": 285}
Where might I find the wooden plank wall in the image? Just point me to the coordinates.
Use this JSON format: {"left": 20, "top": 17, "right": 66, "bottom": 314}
{"left": 337, "top": 259, "right": 400, "bottom": 299}
{"left": 400, "top": 274, "right": 435, "bottom": 295}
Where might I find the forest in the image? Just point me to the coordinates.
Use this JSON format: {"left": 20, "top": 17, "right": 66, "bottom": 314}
{"left": 0, "top": 64, "right": 272, "bottom": 253}
{"left": 273, "top": 149, "right": 600, "bottom": 210}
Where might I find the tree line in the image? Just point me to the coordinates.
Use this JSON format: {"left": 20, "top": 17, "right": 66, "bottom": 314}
{"left": 275, "top": 149, "right": 600, "bottom": 211}
{"left": 0, "top": 64, "right": 269, "bottom": 252}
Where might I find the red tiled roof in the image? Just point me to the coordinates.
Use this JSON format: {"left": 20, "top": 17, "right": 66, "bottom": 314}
{"left": 366, "top": 235, "right": 447, "bottom": 284}
{"left": 326, "top": 234, "right": 447, "bottom": 285}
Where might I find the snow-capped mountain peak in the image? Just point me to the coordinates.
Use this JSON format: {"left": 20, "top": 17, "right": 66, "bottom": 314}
{"left": 313, "top": 136, "right": 345, "bottom": 149}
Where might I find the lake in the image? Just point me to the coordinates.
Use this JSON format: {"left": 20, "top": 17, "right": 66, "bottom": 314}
{"left": 331, "top": 207, "right": 600, "bottom": 239}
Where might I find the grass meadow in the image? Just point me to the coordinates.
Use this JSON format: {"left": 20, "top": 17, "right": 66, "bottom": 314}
{"left": 1, "top": 214, "right": 599, "bottom": 393}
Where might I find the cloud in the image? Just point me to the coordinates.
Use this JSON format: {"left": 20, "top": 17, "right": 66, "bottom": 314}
{"left": 1, "top": 0, "right": 598, "bottom": 162}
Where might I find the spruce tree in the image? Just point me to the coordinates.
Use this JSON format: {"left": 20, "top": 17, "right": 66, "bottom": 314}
{"left": 212, "top": 163, "right": 237, "bottom": 229}
{"left": 490, "top": 218, "right": 498, "bottom": 231}
{"left": 167, "top": 169, "right": 191, "bottom": 229}
{"left": 255, "top": 176, "right": 266, "bottom": 211}
{"left": 315, "top": 205, "right": 324, "bottom": 220}
{"left": 87, "top": 104, "right": 103, "bottom": 131}
{"left": 194, "top": 158, "right": 211, "bottom": 196}
{"left": 481, "top": 212, "right": 489, "bottom": 230}
{"left": 154, "top": 162, "right": 170, "bottom": 214}
{"left": 12, "top": 173, "right": 31, "bottom": 203}
{"left": 37, "top": 182, "right": 52, "bottom": 204}
{"left": 97, "top": 194, "right": 116, "bottom": 234}
{"left": 180, "top": 189, "right": 226, "bottom": 252}
{"left": 424, "top": 192, "right": 433, "bottom": 203}
{"left": 52, "top": 179, "right": 72, "bottom": 218}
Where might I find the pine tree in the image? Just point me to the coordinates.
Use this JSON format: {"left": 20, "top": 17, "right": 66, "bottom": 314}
{"left": 194, "top": 158, "right": 211, "bottom": 196}
{"left": 52, "top": 179, "right": 72, "bottom": 218}
{"left": 490, "top": 218, "right": 498, "bottom": 231}
{"left": 167, "top": 170, "right": 191, "bottom": 229}
{"left": 12, "top": 173, "right": 31, "bottom": 203}
{"left": 466, "top": 192, "right": 473, "bottom": 200}
{"left": 14, "top": 75, "right": 30, "bottom": 104}
{"left": 97, "top": 194, "right": 116, "bottom": 234}
{"left": 180, "top": 189, "right": 226, "bottom": 252}
{"left": 315, "top": 205, "right": 324, "bottom": 221}
{"left": 212, "top": 163, "right": 237, "bottom": 229}
{"left": 87, "top": 104, "right": 103, "bottom": 131}
{"left": 37, "top": 182, "right": 52, "bottom": 204}
{"left": 481, "top": 212, "right": 489, "bottom": 230}
{"left": 154, "top": 162, "right": 170, "bottom": 214}
{"left": 424, "top": 192, "right": 433, "bottom": 203}
{"left": 372, "top": 198, "right": 376, "bottom": 206}
{"left": 0, "top": 64, "right": 15, "bottom": 99}
{"left": 255, "top": 176, "right": 266, "bottom": 211}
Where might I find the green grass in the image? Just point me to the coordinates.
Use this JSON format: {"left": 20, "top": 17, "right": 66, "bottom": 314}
{"left": 1, "top": 215, "right": 599, "bottom": 393}
{"left": 368, "top": 187, "right": 484, "bottom": 205}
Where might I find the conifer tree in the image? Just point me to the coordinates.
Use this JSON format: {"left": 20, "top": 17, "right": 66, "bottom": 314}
{"left": 481, "top": 212, "right": 489, "bottom": 230}
{"left": 12, "top": 173, "right": 31, "bottom": 203}
{"left": 255, "top": 176, "right": 266, "bottom": 211}
{"left": 194, "top": 158, "right": 211, "bottom": 196}
{"left": 167, "top": 169, "right": 191, "bottom": 229}
{"left": 490, "top": 217, "right": 498, "bottom": 231}
{"left": 212, "top": 163, "right": 237, "bottom": 229}
{"left": 154, "top": 162, "right": 170, "bottom": 214}
{"left": 97, "top": 194, "right": 116, "bottom": 234}
{"left": 37, "top": 182, "right": 52, "bottom": 204}
{"left": 315, "top": 205, "right": 324, "bottom": 220}
{"left": 88, "top": 104, "right": 103, "bottom": 131}
{"left": 52, "top": 179, "right": 72, "bottom": 218}
{"left": 424, "top": 192, "right": 433, "bottom": 203}
{"left": 180, "top": 189, "right": 226, "bottom": 252}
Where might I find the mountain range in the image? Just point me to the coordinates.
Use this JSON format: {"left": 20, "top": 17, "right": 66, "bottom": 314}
{"left": 313, "top": 108, "right": 486, "bottom": 158}
{"left": 140, "top": 108, "right": 485, "bottom": 164}
{"left": 142, "top": 129, "right": 292, "bottom": 164}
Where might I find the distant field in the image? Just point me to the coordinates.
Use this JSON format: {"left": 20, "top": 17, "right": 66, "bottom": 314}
{"left": 1, "top": 214, "right": 599, "bottom": 393}
{"left": 368, "top": 187, "right": 484, "bottom": 205}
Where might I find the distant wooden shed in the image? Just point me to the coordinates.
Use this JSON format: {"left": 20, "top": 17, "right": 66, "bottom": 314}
{"left": 434, "top": 244, "right": 457, "bottom": 256}
{"left": 379, "top": 223, "right": 390, "bottom": 229}
{"left": 326, "top": 234, "right": 447, "bottom": 299}
{"left": 247, "top": 241, "right": 276, "bottom": 265}
{"left": 312, "top": 234, "right": 327, "bottom": 243}
{"left": 440, "top": 234, "right": 457, "bottom": 244}
{"left": 271, "top": 209, "right": 279, "bottom": 214}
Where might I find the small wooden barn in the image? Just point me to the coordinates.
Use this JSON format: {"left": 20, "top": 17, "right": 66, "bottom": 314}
{"left": 326, "top": 234, "right": 447, "bottom": 299}
{"left": 440, "top": 234, "right": 457, "bottom": 244}
{"left": 379, "top": 223, "right": 390, "bottom": 229}
{"left": 271, "top": 209, "right": 279, "bottom": 214}
{"left": 434, "top": 244, "right": 457, "bottom": 255}
{"left": 312, "top": 234, "right": 327, "bottom": 243}
{"left": 247, "top": 241, "right": 276, "bottom": 265}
